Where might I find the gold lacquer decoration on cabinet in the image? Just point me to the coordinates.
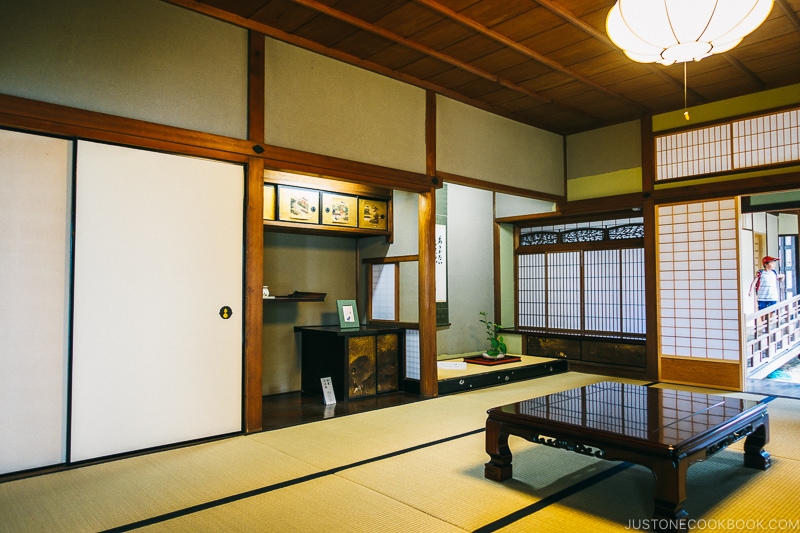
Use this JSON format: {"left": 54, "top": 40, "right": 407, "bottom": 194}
{"left": 321, "top": 192, "right": 358, "bottom": 227}
{"left": 349, "top": 336, "right": 376, "bottom": 397}
{"left": 263, "top": 184, "right": 276, "bottom": 220}
{"left": 526, "top": 336, "right": 580, "bottom": 360}
{"left": 582, "top": 340, "right": 645, "bottom": 368}
{"left": 358, "top": 198, "right": 388, "bottom": 230}
{"left": 376, "top": 334, "right": 399, "bottom": 393}
{"left": 278, "top": 186, "right": 319, "bottom": 224}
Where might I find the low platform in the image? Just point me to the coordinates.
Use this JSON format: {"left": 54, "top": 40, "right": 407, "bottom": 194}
{"left": 437, "top": 354, "right": 567, "bottom": 395}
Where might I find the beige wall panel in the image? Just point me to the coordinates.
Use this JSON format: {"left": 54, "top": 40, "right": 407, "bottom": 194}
{"left": 0, "top": 0, "right": 247, "bottom": 138}
{"left": 264, "top": 38, "right": 426, "bottom": 174}
{"left": 566, "top": 120, "right": 642, "bottom": 179}
{"left": 399, "top": 261, "right": 420, "bottom": 324}
{"left": 779, "top": 213, "right": 798, "bottom": 235}
{"left": 0, "top": 130, "right": 70, "bottom": 474}
{"left": 436, "top": 96, "right": 564, "bottom": 196}
{"left": 262, "top": 233, "right": 357, "bottom": 395}
{"left": 495, "top": 193, "right": 555, "bottom": 218}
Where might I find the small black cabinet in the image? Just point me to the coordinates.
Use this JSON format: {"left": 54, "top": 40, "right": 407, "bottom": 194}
{"left": 295, "top": 325, "right": 404, "bottom": 401}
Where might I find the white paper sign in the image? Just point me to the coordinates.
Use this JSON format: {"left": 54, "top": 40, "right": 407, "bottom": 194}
{"left": 321, "top": 377, "right": 336, "bottom": 405}
{"left": 435, "top": 224, "right": 447, "bottom": 303}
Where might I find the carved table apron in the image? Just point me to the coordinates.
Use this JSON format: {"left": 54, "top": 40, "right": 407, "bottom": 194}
{"left": 484, "top": 382, "right": 770, "bottom": 531}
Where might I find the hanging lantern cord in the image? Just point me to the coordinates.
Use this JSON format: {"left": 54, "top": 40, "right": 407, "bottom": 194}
{"left": 683, "top": 62, "right": 690, "bottom": 121}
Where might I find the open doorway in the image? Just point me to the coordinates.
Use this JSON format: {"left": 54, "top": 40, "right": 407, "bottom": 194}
{"left": 742, "top": 193, "right": 800, "bottom": 399}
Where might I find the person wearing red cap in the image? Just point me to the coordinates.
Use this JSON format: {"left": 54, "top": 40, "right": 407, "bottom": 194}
{"left": 748, "top": 256, "right": 785, "bottom": 310}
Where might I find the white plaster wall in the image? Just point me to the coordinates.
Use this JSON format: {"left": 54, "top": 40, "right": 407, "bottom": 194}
{"left": 264, "top": 38, "right": 426, "bottom": 174}
{"left": 436, "top": 96, "right": 564, "bottom": 196}
{"left": 498, "top": 223, "right": 516, "bottom": 328}
{"left": 741, "top": 225, "right": 756, "bottom": 313}
{"left": 436, "top": 184, "right": 495, "bottom": 355}
{"left": 0, "top": 0, "right": 248, "bottom": 138}
{"left": 495, "top": 193, "right": 555, "bottom": 218}
{"left": 779, "top": 213, "right": 798, "bottom": 235}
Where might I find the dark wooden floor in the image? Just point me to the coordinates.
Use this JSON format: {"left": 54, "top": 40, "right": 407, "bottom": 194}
{"left": 261, "top": 391, "right": 426, "bottom": 431}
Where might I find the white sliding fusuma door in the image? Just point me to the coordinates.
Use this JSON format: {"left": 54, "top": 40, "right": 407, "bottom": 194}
{"left": 0, "top": 130, "right": 71, "bottom": 474}
{"left": 71, "top": 141, "right": 243, "bottom": 461}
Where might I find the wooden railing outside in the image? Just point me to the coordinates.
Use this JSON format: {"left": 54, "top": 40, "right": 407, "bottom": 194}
{"left": 745, "top": 294, "right": 800, "bottom": 378}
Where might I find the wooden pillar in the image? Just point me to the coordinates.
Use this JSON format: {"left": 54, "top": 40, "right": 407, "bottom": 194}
{"left": 641, "top": 115, "right": 659, "bottom": 382}
{"left": 244, "top": 30, "right": 265, "bottom": 433}
{"left": 418, "top": 90, "right": 438, "bottom": 398}
{"left": 419, "top": 188, "right": 438, "bottom": 397}
{"left": 244, "top": 157, "right": 264, "bottom": 432}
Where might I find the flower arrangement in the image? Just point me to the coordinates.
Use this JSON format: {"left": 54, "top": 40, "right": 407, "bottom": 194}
{"left": 479, "top": 311, "right": 507, "bottom": 358}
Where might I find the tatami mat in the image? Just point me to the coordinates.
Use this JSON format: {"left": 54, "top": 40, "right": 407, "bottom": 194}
{"left": 137, "top": 475, "right": 465, "bottom": 533}
{"left": 504, "top": 451, "right": 800, "bottom": 532}
{"left": 247, "top": 372, "right": 617, "bottom": 471}
{"left": 0, "top": 437, "right": 320, "bottom": 532}
{"left": 1, "top": 372, "right": 798, "bottom": 533}
{"left": 334, "top": 432, "right": 620, "bottom": 531}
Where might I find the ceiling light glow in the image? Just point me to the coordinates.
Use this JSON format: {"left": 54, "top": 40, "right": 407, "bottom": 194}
{"left": 606, "top": 0, "right": 774, "bottom": 65}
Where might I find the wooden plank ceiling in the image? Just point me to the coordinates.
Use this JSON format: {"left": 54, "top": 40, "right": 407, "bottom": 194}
{"left": 174, "top": 0, "right": 800, "bottom": 135}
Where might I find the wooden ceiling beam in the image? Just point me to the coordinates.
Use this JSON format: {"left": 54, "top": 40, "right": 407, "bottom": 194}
{"left": 414, "top": 0, "right": 650, "bottom": 113}
{"left": 163, "top": 0, "right": 560, "bottom": 131}
{"left": 289, "top": 0, "right": 605, "bottom": 124}
{"left": 725, "top": 55, "right": 765, "bottom": 91}
{"left": 534, "top": 0, "right": 707, "bottom": 104}
{"left": 777, "top": 0, "right": 800, "bottom": 33}
{"left": 290, "top": 0, "right": 552, "bottom": 102}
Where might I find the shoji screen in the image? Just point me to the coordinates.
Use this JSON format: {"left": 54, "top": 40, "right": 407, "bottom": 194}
{"left": 71, "top": 142, "right": 243, "bottom": 461}
{"left": 0, "top": 130, "right": 71, "bottom": 474}
{"left": 658, "top": 199, "right": 740, "bottom": 361}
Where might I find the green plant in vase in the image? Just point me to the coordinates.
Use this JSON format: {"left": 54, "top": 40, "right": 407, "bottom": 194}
{"left": 479, "top": 311, "right": 507, "bottom": 359}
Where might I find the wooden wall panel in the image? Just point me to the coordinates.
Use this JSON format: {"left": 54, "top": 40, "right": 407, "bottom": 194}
{"left": 660, "top": 356, "right": 741, "bottom": 390}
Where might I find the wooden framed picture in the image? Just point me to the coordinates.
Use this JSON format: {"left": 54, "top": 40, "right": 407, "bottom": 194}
{"left": 321, "top": 192, "right": 358, "bottom": 227}
{"left": 337, "top": 299, "right": 360, "bottom": 329}
{"left": 278, "top": 186, "right": 319, "bottom": 224}
{"left": 358, "top": 198, "right": 388, "bottom": 230}
{"left": 263, "top": 184, "right": 276, "bottom": 221}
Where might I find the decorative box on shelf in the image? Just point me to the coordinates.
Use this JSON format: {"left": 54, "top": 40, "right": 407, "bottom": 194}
{"left": 263, "top": 170, "right": 391, "bottom": 238}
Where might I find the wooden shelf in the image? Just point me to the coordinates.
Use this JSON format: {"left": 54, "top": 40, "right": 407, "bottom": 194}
{"left": 265, "top": 291, "right": 326, "bottom": 302}
{"left": 263, "top": 219, "right": 390, "bottom": 238}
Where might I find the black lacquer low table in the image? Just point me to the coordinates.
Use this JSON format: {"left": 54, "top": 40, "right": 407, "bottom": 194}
{"left": 484, "top": 382, "right": 770, "bottom": 531}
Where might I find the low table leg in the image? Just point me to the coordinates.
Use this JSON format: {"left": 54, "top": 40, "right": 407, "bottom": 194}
{"left": 743, "top": 417, "right": 771, "bottom": 470}
{"left": 484, "top": 418, "right": 513, "bottom": 481}
{"left": 650, "top": 459, "right": 689, "bottom": 532}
